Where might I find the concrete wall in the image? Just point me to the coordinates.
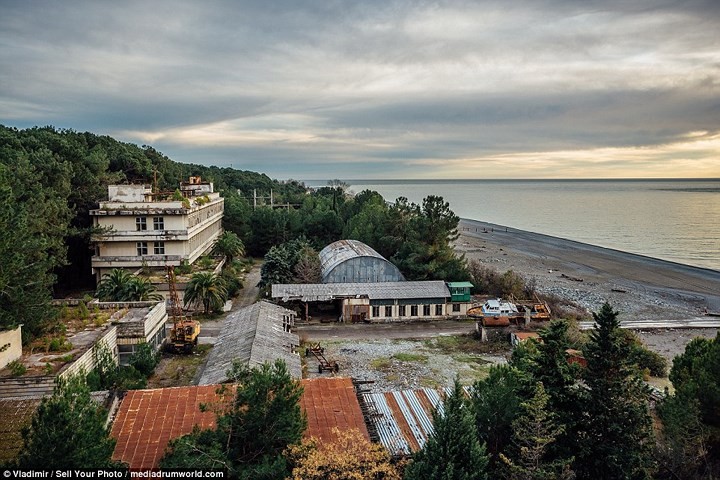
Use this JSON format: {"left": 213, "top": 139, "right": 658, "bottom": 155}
{"left": 0, "top": 326, "right": 22, "bottom": 370}
{"left": 59, "top": 326, "right": 118, "bottom": 379}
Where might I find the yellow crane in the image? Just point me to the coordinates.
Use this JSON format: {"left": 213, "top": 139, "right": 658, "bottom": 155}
{"left": 166, "top": 266, "right": 201, "bottom": 353}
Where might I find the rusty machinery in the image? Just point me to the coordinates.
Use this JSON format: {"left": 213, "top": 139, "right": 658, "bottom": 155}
{"left": 166, "top": 266, "right": 201, "bottom": 353}
{"left": 305, "top": 342, "right": 340, "bottom": 374}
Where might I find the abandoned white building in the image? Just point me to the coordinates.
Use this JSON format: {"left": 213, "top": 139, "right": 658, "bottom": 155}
{"left": 90, "top": 177, "right": 224, "bottom": 282}
{"left": 319, "top": 239, "right": 405, "bottom": 283}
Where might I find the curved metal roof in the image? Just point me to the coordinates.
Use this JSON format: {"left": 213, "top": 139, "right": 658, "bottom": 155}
{"left": 319, "top": 239, "right": 404, "bottom": 283}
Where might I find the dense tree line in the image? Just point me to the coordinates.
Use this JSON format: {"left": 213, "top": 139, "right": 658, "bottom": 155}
{"left": 257, "top": 188, "right": 469, "bottom": 286}
{"left": 405, "top": 303, "right": 719, "bottom": 479}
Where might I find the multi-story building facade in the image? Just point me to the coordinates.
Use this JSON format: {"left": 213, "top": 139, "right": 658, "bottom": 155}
{"left": 90, "top": 177, "right": 224, "bottom": 282}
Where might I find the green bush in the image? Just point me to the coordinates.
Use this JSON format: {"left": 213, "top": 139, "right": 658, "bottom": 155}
{"left": 129, "top": 343, "right": 160, "bottom": 377}
{"left": 9, "top": 360, "right": 27, "bottom": 377}
{"left": 176, "top": 260, "right": 192, "bottom": 275}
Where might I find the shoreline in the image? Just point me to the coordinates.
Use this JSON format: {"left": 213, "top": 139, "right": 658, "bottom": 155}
{"left": 455, "top": 218, "right": 720, "bottom": 361}
{"left": 456, "top": 218, "right": 720, "bottom": 315}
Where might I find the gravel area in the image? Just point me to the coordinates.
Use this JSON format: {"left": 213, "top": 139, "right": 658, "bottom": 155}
{"left": 304, "top": 338, "right": 508, "bottom": 393}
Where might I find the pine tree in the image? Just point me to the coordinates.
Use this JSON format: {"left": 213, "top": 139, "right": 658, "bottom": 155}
{"left": 576, "top": 303, "right": 655, "bottom": 479}
{"left": 17, "top": 375, "right": 121, "bottom": 468}
{"left": 499, "top": 382, "right": 575, "bottom": 480}
{"left": 405, "top": 379, "right": 489, "bottom": 480}
{"left": 525, "top": 320, "right": 585, "bottom": 461}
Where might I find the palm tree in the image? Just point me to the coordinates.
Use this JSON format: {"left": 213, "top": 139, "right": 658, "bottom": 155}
{"left": 183, "top": 272, "right": 228, "bottom": 314}
{"left": 96, "top": 269, "right": 134, "bottom": 301}
{"left": 211, "top": 231, "right": 245, "bottom": 264}
{"left": 96, "top": 268, "right": 162, "bottom": 302}
{"left": 124, "top": 276, "right": 163, "bottom": 302}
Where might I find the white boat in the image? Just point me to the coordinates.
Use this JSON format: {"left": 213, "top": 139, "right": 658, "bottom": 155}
{"left": 480, "top": 298, "right": 520, "bottom": 317}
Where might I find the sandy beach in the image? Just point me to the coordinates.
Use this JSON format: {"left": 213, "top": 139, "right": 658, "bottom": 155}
{"left": 455, "top": 218, "right": 719, "bottom": 360}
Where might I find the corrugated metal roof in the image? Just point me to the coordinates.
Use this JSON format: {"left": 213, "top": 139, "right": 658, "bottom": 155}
{"left": 111, "top": 385, "right": 233, "bottom": 470}
{"left": 319, "top": 240, "right": 384, "bottom": 275}
{"left": 272, "top": 281, "right": 451, "bottom": 303}
{"left": 319, "top": 239, "right": 404, "bottom": 283}
{"left": 361, "top": 386, "right": 472, "bottom": 456}
{"left": 199, "top": 301, "right": 301, "bottom": 385}
{"left": 300, "top": 377, "right": 370, "bottom": 442}
{"left": 110, "top": 379, "right": 365, "bottom": 470}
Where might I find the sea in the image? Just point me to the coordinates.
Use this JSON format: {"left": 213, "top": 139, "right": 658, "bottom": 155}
{"left": 305, "top": 179, "right": 720, "bottom": 272}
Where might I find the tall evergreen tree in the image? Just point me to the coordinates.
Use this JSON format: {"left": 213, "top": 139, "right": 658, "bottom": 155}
{"left": 17, "top": 375, "right": 121, "bottom": 468}
{"left": 471, "top": 365, "right": 528, "bottom": 465}
{"left": 499, "top": 382, "right": 575, "bottom": 480}
{"left": 524, "top": 320, "right": 585, "bottom": 462}
{"left": 405, "top": 379, "right": 489, "bottom": 480}
{"left": 576, "top": 303, "right": 655, "bottom": 479}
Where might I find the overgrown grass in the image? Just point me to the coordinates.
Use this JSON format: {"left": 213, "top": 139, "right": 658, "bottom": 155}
{"left": 146, "top": 344, "right": 213, "bottom": 388}
{"left": 370, "top": 358, "right": 392, "bottom": 370}
{"left": 392, "top": 353, "right": 428, "bottom": 363}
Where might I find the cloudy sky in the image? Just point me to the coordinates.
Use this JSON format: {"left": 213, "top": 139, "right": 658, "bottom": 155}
{"left": 2, "top": 1, "right": 719, "bottom": 179}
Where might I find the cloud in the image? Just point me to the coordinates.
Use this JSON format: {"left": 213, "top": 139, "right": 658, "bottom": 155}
{"left": 1, "top": 0, "right": 719, "bottom": 178}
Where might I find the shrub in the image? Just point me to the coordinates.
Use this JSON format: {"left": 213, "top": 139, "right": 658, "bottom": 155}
{"left": 9, "top": 360, "right": 26, "bottom": 377}
{"left": 129, "top": 343, "right": 160, "bottom": 377}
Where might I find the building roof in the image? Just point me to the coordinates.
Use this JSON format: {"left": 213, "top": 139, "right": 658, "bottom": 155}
{"left": 111, "top": 379, "right": 367, "bottom": 470}
{"left": 513, "top": 332, "right": 541, "bottom": 341}
{"left": 447, "top": 281, "right": 474, "bottom": 288}
{"left": 361, "top": 386, "right": 471, "bottom": 456}
{"left": 300, "top": 377, "right": 369, "bottom": 442}
{"left": 319, "top": 240, "right": 384, "bottom": 276}
{"left": 318, "top": 239, "right": 404, "bottom": 283}
{"left": 198, "top": 301, "right": 301, "bottom": 385}
{"left": 272, "top": 281, "right": 451, "bottom": 303}
{"left": 110, "top": 385, "right": 232, "bottom": 470}
{"left": 0, "top": 397, "right": 41, "bottom": 464}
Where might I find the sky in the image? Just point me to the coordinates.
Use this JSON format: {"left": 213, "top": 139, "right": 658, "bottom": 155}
{"left": 1, "top": 0, "right": 719, "bottom": 180}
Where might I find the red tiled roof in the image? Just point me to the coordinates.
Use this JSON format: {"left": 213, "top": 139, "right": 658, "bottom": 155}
{"left": 110, "top": 385, "right": 232, "bottom": 470}
{"left": 300, "top": 377, "right": 369, "bottom": 443}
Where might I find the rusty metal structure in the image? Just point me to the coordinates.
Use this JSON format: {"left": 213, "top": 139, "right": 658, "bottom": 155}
{"left": 166, "top": 266, "right": 201, "bottom": 353}
{"left": 305, "top": 342, "right": 340, "bottom": 373}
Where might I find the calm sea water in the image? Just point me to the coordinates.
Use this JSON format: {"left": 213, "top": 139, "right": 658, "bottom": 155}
{"left": 308, "top": 179, "right": 720, "bottom": 271}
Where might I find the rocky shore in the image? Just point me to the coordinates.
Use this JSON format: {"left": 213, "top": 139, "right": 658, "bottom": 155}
{"left": 455, "top": 218, "right": 720, "bottom": 360}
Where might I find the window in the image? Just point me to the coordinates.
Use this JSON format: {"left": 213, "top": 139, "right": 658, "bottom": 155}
{"left": 435, "top": 304, "right": 443, "bottom": 315}
{"left": 423, "top": 305, "right": 431, "bottom": 316}
{"left": 399, "top": 305, "right": 406, "bottom": 317}
{"left": 136, "top": 242, "right": 148, "bottom": 256}
{"left": 135, "top": 217, "right": 147, "bottom": 231}
{"left": 452, "top": 303, "right": 461, "bottom": 312}
{"left": 154, "top": 241, "right": 165, "bottom": 255}
{"left": 372, "top": 306, "right": 380, "bottom": 318}
{"left": 410, "top": 305, "right": 418, "bottom": 316}
{"left": 385, "top": 306, "right": 393, "bottom": 317}
{"left": 153, "top": 217, "right": 164, "bottom": 230}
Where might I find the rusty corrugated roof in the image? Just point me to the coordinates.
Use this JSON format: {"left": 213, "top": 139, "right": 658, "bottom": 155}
{"left": 361, "top": 386, "right": 472, "bottom": 457}
{"left": 300, "top": 377, "right": 369, "bottom": 443}
{"left": 110, "top": 385, "right": 232, "bottom": 470}
{"left": 111, "top": 378, "right": 369, "bottom": 470}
